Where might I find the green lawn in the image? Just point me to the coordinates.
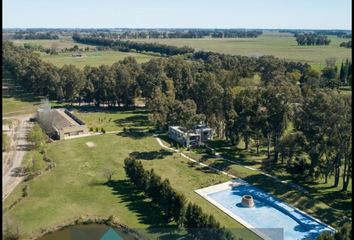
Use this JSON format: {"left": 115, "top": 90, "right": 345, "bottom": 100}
{"left": 130, "top": 31, "right": 351, "bottom": 65}
{"left": 73, "top": 109, "right": 152, "bottom": 132}
{"left": 2, "top": 133, "right": 260, "bottom": 240}
{"left": 40, "top": 51, "right": 159, "bottom": 69}
{"left": 2, "top": 68, "right": 41, "bottom": 117}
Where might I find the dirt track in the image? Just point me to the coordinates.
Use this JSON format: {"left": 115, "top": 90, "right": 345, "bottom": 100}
{"left": 2, "top": 113, "right": 35, "bottom": 201}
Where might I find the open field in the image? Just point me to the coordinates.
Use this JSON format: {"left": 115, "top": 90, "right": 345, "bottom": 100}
{"left": 130, "top": 31, "right": 352, "bottom": 66}
{"left": 73, "top": 109, "right": 152, "bottom": 132}
{"left": 2, "top": 69, "right": 41, "bottom": 117}
{"left": 40, "top": 51, "right": 159, "bottom": 69}
{"left": 11, "top": 39, "right": 96, "bottom": 50}
{"left": 2, "top": 133, "right": 260, "bottom": 240}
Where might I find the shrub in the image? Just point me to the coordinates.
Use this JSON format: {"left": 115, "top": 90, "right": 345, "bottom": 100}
{"left": 293, "top": 155, "right": 309, "bottom": 172}
{"left": 43, "top": 154, "right": 52, "bottom": 162}
{"left": 22, "top": 185, "right": 29, "bottom": 197}
{"left": 40, "top": 149, "right": 46, "bottom": 154}
{"left": 24, "top": 171, "right": 42, "bottom": 182}
{"left": 89, "top": 126, "right": 94, "bottom": 132}
{"left": 45, "top": 162, "right": 56, "bottom": 171}
{"left": 101, "top": 127, "right": 106, "bottom": 134}
{"left": 95, "top": 127, "right": 99, "bottom": 132}
{"left": 170, "top": 142, "right": 174, "bottom": 148}
{"left": 123, "top": 127, "right": 126, "bottom": 133}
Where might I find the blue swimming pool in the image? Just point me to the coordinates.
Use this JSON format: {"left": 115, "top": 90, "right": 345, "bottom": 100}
{"left": 207, "top": 184, "right": 334, "bottom": 240}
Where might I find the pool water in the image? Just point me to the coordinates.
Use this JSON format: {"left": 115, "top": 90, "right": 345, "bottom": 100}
{"left": 207, "top": 184, "right": 334, "bottom": 240}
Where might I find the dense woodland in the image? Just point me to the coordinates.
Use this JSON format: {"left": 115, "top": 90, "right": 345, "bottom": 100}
{"left": 2, "top": 39, "right": 352, "bottom": 192}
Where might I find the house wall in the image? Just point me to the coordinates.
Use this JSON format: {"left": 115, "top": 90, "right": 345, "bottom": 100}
{"left": 59, "top": 125, "right": 88, "bottom": 139}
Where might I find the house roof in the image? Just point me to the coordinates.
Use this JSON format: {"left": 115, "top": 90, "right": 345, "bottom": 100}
{"left": 38, "top": 109, "right": 79, "bottom": 131}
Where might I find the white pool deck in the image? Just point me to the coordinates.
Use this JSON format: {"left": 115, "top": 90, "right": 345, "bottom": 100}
{"left": 195, "top": 180, "right": 335, "bottom": 240}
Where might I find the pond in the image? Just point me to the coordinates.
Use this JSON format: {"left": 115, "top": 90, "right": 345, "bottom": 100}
{"left": 36, "top": 223, "right": 136, "bottom": 240}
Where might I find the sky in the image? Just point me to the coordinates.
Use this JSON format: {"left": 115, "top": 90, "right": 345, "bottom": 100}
{"left": 2, "top": 0, "right": 352, "bottom": 30}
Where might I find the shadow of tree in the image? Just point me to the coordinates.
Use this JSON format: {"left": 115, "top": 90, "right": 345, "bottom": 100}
{"left": 117, "top": 132, "right": 150, "bottom": 140}
{"left": 114, "top": 115, "right": 149, "bottom": 128}
{"left": 129, "top": 149, "right": 173, "bottom": 160}
{"left": 104, "top": 179, "right": 176, "bottom": 228}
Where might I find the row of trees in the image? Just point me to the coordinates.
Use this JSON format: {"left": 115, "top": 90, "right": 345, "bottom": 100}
{"left": 89, "top": 30, "right": 262, "bottom": 40}
{"left": 295, "top": 33, "right": 331, "bottom": 46}
{"left": 123, "top": 156, "right": 234, "bottom": 240}
{"left": 211, "top": 30, "right": 262, "bottom": 38}
{"left": 72, "top": 33, "right": 195, "bottom": 56}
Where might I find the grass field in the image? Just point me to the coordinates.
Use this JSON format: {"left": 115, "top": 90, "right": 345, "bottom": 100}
{"left": 11, "top": 39, "right": 96, "bottom": 50}
{"left": 2, "top": 133, "right": 260, "bottom": 240}
{"left": 2, "top": 68, "right": 41, "bottom": 117}
{"left": 40, "top": 51, "right": 159, "bottom": 69}
{"left": 130, "top": 31, "right": 352, "bottom": 66}
{"left": 11, "top": 39, "right": 159, "bottom": 68}
{"left": 73, "top": 109, "right": 152, "bottom": 132}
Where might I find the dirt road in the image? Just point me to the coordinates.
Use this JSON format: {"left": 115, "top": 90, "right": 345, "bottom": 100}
{"left": 2, "top": 113, "right": 35, "bottom": 201}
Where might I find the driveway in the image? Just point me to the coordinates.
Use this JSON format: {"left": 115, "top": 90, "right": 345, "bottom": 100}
{"left": 2, "top": 113, "right": 35, "bottom": 201}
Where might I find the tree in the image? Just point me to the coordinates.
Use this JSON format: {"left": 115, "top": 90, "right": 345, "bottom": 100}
{"left": 51, "top": 43, "right": 59, "bottom": 51}
{"left": 2, "top": 133, "right": 11, "bottom": 151}
{"left": 27, "top": 123, "right": 46, "bottom": 150}
{"left": 102, "top": 165, "right": 115, "bottom": 182}
{"left": 3, "top": 215, "right": 22, "bottom": 240}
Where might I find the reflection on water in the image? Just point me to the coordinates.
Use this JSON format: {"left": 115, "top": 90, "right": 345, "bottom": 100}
{"left": 36, "top": 224, "right": 136, "bottom": 240}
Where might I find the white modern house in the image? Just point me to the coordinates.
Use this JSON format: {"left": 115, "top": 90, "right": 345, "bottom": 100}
{"left": 168, "top": 124, "right": 213, "bottom": 148}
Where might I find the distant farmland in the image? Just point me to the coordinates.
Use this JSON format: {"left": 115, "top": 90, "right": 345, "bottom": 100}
{"left": 40, "top": 51, "right": 159, "bottom": 68}
{"left": 11, "top": 39, "right": 159, "bottom": 68}
{"left": 130, "top": 31, "right": 352, "bottom": 66}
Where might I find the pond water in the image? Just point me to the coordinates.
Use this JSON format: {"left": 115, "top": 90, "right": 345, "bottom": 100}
{"left": 36, "top": 223, "right": 136, "bottom": 240}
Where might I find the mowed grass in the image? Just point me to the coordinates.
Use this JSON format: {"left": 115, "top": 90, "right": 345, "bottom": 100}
{"left": 73, "top": 109, "right": 152, "bottom": 132}
{"left": 130, "top": 31, "right": 352, "bottom": 65}
{"left": 40, "top": 51, "right": 159, "bottom": 69}
{"left": 2, "top": 68, "right": 41, "bottom": 117}
{"left": 2, "top": 133, "right": 260, "bottom": 240}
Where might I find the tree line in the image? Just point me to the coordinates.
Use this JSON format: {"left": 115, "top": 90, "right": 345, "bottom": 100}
{"left": 295, "top": 33, "right": 331, "bottom": 46}
{"left": 2, "top": 39, "right": 352, "bottom": 190}
{"left": 72, "top": 33, "right": 195, "bottom": 55}
{"left": 87, "top": 30, "right": 262, "bottom": 40}
{"left": 123, "top": 156, "right": 234, "bottom": 240}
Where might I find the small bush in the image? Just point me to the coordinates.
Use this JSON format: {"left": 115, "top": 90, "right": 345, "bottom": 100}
{"left": 101, "top": 127, "right": 106, "bottom": 134}
{"left": 24, "top": 171, "right": 42, "bottom": 182}
{"left": 95, "top": 127, "right": 99, "bottom": 132}
{"left": 75, "top": 216, "right": 84, "bottom": 225}
{"left": 43, "top": 154, "right": 52, "bottom": 162}
{"left": 22, "top": 185, "right": 29, "bottom": 197}
{"left": 170, "top": 142, "right": 174, "bottom": 148}
{"left": 293, "top": 155, "right": 309, "bottom": 172}
{"left": 45, "top": 162, "right": 56, "bottom": 171}
{"left": 89, "top": 126, "right": 94, "bottom": 132}
{"left": 123, "top": 127, "right": 126, "bottom": 133}
{"left": 40, "top": 149, "right": 46, "bottom": 154}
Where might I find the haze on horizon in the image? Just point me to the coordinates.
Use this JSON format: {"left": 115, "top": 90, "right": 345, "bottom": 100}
{"left": 2, "top": 0, "right": 352, "bottom": 30}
